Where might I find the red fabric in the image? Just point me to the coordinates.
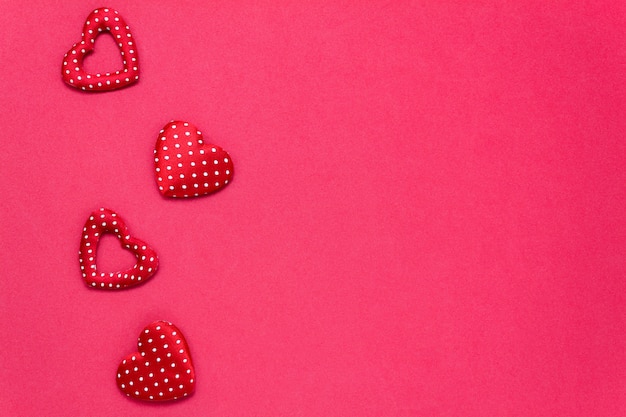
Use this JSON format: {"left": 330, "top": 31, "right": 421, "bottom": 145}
{"left": 62, "top": 7, "right": 139, "bottom": 91}
{"left": 154, "top": 121, "right": 234, "bottom": 198}
{"left": 79, "top": 208, "right": 158, "bottom": 289}
{"left": 117, "top": 321, "right": 196, "bottom": 402}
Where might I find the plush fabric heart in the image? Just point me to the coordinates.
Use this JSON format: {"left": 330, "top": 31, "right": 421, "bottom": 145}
{"left": 154, "top": 121, "right": 234, "bottom": 198}
{"left": 62, "top": 7, "right": 139, "bottom": 91}
{"left": 79, "top": 208, "right": 158, "bottom": 289}
{"left": 117, "top": 321, "right": 196, "bottom": 402}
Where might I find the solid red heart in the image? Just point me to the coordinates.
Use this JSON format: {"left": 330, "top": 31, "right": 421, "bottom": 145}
{"left": 62, "top": 7, "right": 139, "bottom": 91}
{"left": 78, "top": 208, "right": 158, "bottom": 289}
{"left": 154, "top": 121, "right": 234, "bottom": 198}
{"left": 117, "top": 321, "right": 196, "bottom": 402}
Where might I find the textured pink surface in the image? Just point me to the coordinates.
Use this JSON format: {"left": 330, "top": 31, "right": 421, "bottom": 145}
{"left": 1, "top": 1, "right": 625, "bottom": 416}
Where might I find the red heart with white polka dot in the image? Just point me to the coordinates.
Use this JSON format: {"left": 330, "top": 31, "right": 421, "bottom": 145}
{"left": 117, "top": 321, "right": 196, "bottom": 402}
{"left": 62, "top": 7, "right": 139, "bottom": 91}
{"left": 154, "top": 121, "right": 234, "bottom": 198}
{"left": 79, "top": 208, "right": 158, "bottom": 290}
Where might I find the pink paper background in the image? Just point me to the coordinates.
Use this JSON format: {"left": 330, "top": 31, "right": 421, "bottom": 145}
{"left": 1, "top": 1, "right": 625, "bottom": 415}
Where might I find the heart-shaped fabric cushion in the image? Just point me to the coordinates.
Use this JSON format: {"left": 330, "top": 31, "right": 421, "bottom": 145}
{"left": 79, "top": 208, "right": 158, "bottom": 289}
{"left": 62, "top": 7, "right": 139, "bottom": 91}
{"left": 154, "top": 121, "right": 234, "bottom": 198}
{"left": 117, "top": 321, "right": 196, "bottom": 401}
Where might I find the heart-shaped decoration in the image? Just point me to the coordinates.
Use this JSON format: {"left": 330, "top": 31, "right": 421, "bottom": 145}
{"left": 117, "top": 321, "right": 196, "bottom": 402}
{"left": 62, "top": 7, "right": 139, "bottom": 91}
{"left": 154, "top": 121, "right": 234, "bottom": 198}
{"left": 79, "top": 208, "right": 158, "bottom": 289}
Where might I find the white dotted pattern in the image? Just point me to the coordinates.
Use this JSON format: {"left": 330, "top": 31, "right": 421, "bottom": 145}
{"left": 154, "top": 121, "right": 234, "bottom": 198}
{"left": 62, "top": 8, "right": 139, "bottom": 91}
{"left": 117, "top": 321, "right": 196, "bottom": 401}
{"left": 78, "top": 208, "right": 158, "bottom": 289}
